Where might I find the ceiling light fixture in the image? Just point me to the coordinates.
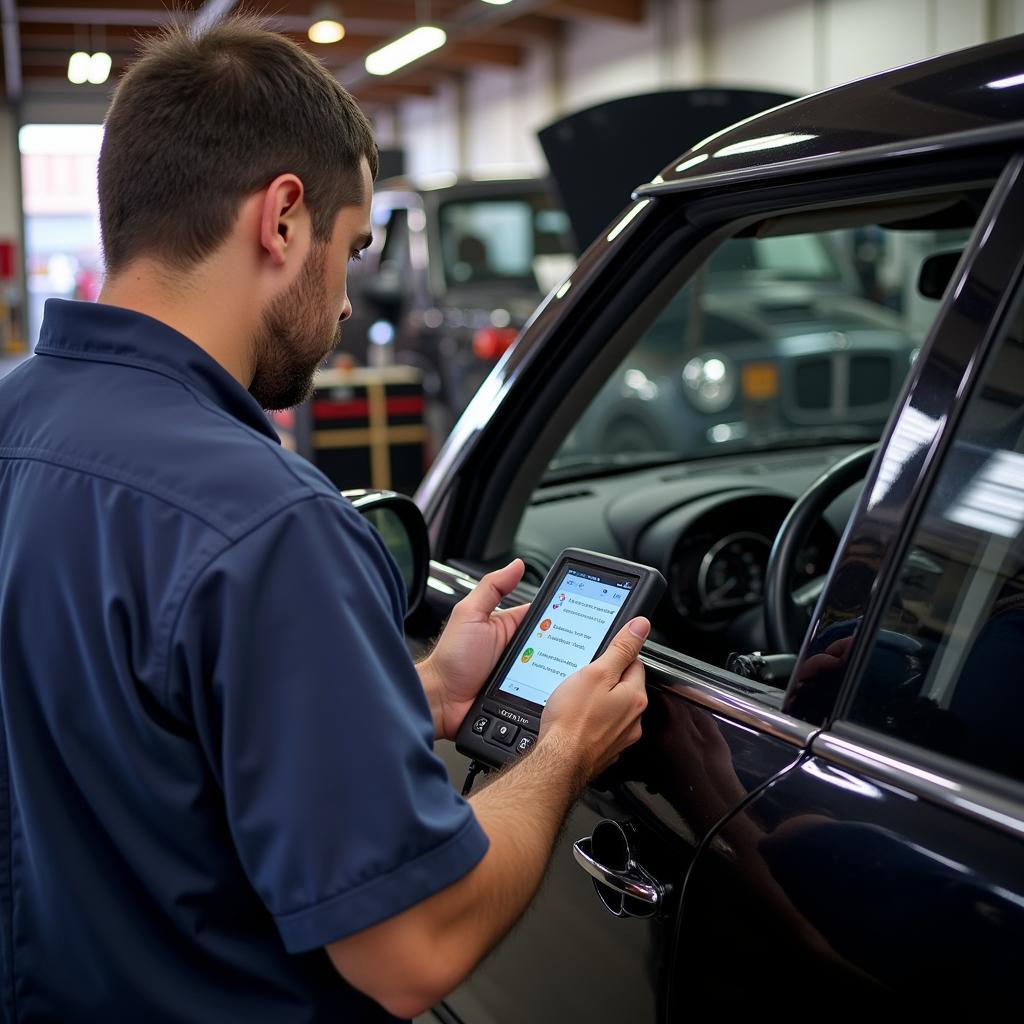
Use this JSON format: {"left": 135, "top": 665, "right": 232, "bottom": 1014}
{"left": 308, "top": 3, "right": 345, "bottom": 44}
{"left": 67, "top": 51, "right": 91, "bottom": 85}
{"left": 88, "top": 52, "right": 112, "bottom": 85}
{"left": 365, "top": 26, "right": 447, "bottom": 76}
{"left": 480, "top": 0, "right": 515, "bottom": 5}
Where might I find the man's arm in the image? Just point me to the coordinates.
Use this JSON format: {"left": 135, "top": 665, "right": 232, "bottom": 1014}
{"left": 326, "top": 620, "right": 649, "bottom": 1018}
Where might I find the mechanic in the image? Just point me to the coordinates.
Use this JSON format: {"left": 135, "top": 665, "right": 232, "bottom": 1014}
{"left": 0, "top": 18, "right": 650, "bottom": 1023}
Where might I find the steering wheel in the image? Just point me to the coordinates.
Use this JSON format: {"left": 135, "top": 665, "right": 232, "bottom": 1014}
{"left": 764, "top": 445, "right": 878, "bottom": 654}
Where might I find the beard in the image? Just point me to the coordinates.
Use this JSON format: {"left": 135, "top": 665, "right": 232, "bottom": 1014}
{"left": 249, "top": 242, "right": 341, "bottom": 411}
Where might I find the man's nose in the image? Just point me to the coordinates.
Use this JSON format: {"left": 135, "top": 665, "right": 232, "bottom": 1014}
{"left": 339, "top": 296, "right": 352, "bottom": 322}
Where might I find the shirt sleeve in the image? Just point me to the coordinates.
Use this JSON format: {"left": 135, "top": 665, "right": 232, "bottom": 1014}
{"left": 167, "top": 493, "right": 488, "bottom": 953}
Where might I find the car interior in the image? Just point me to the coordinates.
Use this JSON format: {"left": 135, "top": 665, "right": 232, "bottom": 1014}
{"left": 458, "top": 181, "right": 1000, "bottom": 707}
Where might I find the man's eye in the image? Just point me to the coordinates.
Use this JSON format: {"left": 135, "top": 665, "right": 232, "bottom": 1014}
{"left": 350, "top": 251, "right": 363, "bottom": 263}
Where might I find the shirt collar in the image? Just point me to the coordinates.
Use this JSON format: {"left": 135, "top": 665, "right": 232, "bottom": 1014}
{"left": 35, "top": 298, "right": 280, "bottom": 443}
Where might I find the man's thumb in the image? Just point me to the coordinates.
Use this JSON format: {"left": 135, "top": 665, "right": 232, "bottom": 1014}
{"left": 600, "top": 617, "right": 650, "bottom": 681}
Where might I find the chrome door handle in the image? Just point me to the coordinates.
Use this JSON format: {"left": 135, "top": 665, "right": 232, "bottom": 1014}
{"left": 572, "top": 835, "right": 664, "bottom": 915}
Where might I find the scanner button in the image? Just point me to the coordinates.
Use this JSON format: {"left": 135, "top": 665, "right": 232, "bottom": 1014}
{"left": 471, "top": 716, "right": 490, "bottom": 735}
{"left": 490, "top": 721, "right": 519, "bottom": 746}
{"left": 515, "top": 734, "right": 536, "bottom": 755}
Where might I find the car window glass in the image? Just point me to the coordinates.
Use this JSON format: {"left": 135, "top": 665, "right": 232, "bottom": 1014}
{"left": 438, "top": 194, "right": 574, "bottom": 289}
{"left": 554, "top": 224, "right": 970, "bottom": 469}
{"left": 845, "top": 286, "right": 1024, "bottom": 784}
{"left": 514, "top": 191, "right": 988, "bottom": 704}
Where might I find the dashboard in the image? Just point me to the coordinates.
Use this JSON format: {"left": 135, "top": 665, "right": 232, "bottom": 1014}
{"left": 514, "top": 445, "right": 862, "bottom": 663}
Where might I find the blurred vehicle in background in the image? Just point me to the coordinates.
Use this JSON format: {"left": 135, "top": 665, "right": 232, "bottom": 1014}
{"left": 337, "top": 174, "right": 575, "bottom": 444}
{"left": 562, "top": 229, "right": 924, "bottom": 461}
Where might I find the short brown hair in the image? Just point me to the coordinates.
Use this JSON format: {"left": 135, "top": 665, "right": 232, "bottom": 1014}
{"left": 98, "top": 16, "right": 378, "bottom": 274}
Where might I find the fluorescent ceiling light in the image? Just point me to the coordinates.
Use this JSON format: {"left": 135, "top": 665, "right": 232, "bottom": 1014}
{"left": 88, "top": 52, "right": 112, "bottom": 85}
{"left": 480, "top": 0, "right": 514, "bottom": 4}
{"left": 365, "top": 26, "right": 446, "bottom": 76}
{"left": 67, "top": 51, "right": 90, "bottom": 85}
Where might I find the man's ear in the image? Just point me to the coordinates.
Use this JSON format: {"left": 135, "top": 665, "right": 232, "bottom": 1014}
{"left": 259, "top": 174, "right": 306, "bottom": 267}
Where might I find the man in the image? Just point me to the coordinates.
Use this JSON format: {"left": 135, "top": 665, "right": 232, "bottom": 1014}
{"left": 0, "top": 17, "right": 650, "bottom": 1022}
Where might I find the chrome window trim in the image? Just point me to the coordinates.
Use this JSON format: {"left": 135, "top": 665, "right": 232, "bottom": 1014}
{"left": 814, "top": 723, "right": 1024, "bottom": 841}
{"left": 428, "top": 562, "right": 817, "bottom": 749}
{"left": 635, "top": 120, "right": 1024, "bottom": 200}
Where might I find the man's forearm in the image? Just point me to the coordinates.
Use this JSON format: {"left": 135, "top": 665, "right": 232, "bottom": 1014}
{"left": 415, "top": 655, "right": 446, "bottom": 741}
{"left": 326, "top": 729, "right": 586, "bottom": 1017}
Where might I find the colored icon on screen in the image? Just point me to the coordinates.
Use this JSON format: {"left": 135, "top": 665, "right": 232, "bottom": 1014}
{"left": 521, "top": 648, "right": 535, "bottom": 663}
{"left": 540, "top": 618, "right": 552, "bottom": 631}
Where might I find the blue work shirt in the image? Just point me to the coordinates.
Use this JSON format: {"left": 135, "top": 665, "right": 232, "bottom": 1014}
{"left": 0, "top": 299, "right": 488, "bottom": 1021}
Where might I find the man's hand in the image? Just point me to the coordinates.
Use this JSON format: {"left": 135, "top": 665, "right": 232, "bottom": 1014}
{"left": 541, "top": 616, "right": 650, "bottom": 778}
{"left": 418, "top": 559, "right": 529, "bottom": 741}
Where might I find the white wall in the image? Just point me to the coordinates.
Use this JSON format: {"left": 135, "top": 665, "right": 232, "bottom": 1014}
{"left": 709, "top": 0, "right": 817, "bottom": 95}
{"left": 399, "top": 77, "right": 461, "bottom": 176}
{"left": 464, "top": 44, "right": 552, "bottom": 173}
{"left": 395, "top": 0, "right": 1024, "bottom": 177}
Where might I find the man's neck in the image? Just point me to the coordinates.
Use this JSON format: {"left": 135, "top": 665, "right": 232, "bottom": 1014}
{"left": 98, "top": 256, "right": 256, "bottom": 388}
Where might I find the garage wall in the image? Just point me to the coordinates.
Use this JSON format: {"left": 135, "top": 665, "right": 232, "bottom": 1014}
{"left": 392, "top": 0, "right": 1024, "bottom": 177}
{"left": 0, "top": 105, "right": 25, "bottom": 306}
{"left": 0, "top": 108, "right": 21, "bottom": 243}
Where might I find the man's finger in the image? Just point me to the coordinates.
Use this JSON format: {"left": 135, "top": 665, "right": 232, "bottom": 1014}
{"left": 598, "top": 618, "right": 650, "bottom": 684}
{"left": 458, "top": 559, "right": 525, "bottom": 618}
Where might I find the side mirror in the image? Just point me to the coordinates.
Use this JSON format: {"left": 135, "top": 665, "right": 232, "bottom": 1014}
{"left": 342, "top": 489, "right": 429, "bottom": 618}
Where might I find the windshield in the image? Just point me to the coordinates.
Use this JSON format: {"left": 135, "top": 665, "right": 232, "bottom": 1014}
{"left": 438, "top": 193, "right": 574, "bottom": 292}
{"left": 550, "top": 225, "right": 974, "bottom": 479}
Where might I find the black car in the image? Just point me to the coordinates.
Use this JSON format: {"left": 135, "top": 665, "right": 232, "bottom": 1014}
{"left": 396, "top": 35, "right": 1024, "bottom": 1017}
{"left": 338, "top": 174, "right": 575, "bottom": 440}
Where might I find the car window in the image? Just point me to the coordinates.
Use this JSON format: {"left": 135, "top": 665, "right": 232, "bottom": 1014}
{"left": 552, "top": 224, "right": 972, "bottom": 472}
{"left": 437, "top": 193, "right": 574, "bottom": 290}
{"left": 844, "top": 284, "right": 1024, "bottom": 784}
{"left": 510, "top": 190, "right": 990, "bottom": 709}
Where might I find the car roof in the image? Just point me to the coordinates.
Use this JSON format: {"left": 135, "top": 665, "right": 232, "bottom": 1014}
{"left": 639, "top": 33, "right": 1024, "bottom": 199}
{"left": 374, "top": 173, "right": 550, "bottom": 199}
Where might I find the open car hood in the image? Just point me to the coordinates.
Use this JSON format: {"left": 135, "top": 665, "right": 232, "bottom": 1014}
{"left": 537, "top": 88, "right": 795, "bottom": 252}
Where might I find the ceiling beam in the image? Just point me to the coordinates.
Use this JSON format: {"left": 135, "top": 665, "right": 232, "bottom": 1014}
{"left": 434, "top": 40, "right": 523, "bottom": 69}
{"left": 544, "top": 0, "right": 645, "bottom": 23}
{"left": 17, "top": 4, "right": 448, "bottom": 30}
{"left": 1, "top": 0, "right": 21, "bottom": 101}
{"left": 354, "top": 82, "right": 437, "bottom": 101}
{"left": 339, "top": 0, "right": 554, "bottom": 94}
{"left": 483, "top": 13, "right": 564, "bottom": 43}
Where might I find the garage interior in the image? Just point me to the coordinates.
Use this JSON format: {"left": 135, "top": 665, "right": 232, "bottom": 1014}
{"left": 3, "top": 1, "right": 1024, "bottom": 359}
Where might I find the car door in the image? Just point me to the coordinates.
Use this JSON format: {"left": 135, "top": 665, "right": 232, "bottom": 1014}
{"left": 672, "top": 158, "right": 1024, "bottom": 1015}
{"left": 408, "top": 154, "right": 1018, "bottom": 1023}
